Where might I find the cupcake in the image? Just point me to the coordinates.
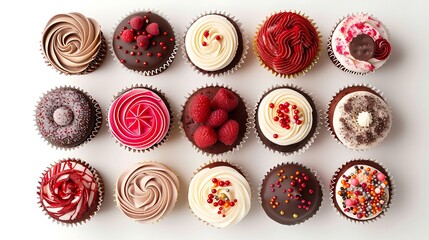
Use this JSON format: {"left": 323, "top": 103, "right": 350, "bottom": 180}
{"left": 41, "top": 12, "right": 107, "bottom": 75}
{"left": 115, "top": 162, "right": 179, "bottom": 223}
{"left": 188, "top": 160, "right": 251, "bottom": 228}
{"left": 255, "top": 11, "right": 321, "bottom": 78}
{"left": 108, "top": 85, "right": 172, "bottom": 152}
{"left": 327, "top": 13, "right": 392, "bottom": 75}
{"left": 254, "top": 85, "right": 319, "bottom": 155}
{"left": 327, "top": 85, "right": 392, "bottom": 150}
{"left": 330, "top": 159, "right": 393, "bottom": 222}
{"left": 183, "top": 11, "right": 247, "bottom": 77}
{"left": 180, "top": 85, "right": 249, "bottom": 155}
{"left": 112, "top": 10, "right": 177, "bottom": 76}
{"left": 260, "top": 162, "right": 323, "bottom": 225}
{"left": 35, "top": 86, "right": 102, "bottom": 149}
{"left": 37, "top": 158, "right": 104, "bottom": 225}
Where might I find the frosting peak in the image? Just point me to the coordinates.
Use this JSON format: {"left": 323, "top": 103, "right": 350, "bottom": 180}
{"left": 357, "top": 111, "right": 372, "bottom": 127}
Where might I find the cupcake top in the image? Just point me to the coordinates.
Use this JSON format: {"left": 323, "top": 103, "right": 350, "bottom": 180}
{"left": 181, "top": 86, "right": 248, "bottom": 155}
{"left": 185, "top": 14, "right": 242, "bottom": 73}
{"left": 37, "top": 159, "right": 103, "bottom": 224}
{"left": 42, "top": 12, "right": 104, "bottom": 74}
{"left": 255, "top": 86, "right": 318, "bottom": 154}
{"left": 112, "top": 11, "right": 176, "bottom": 75}
{"left": 35, "top": 87, "right": 99, "bottom": 148}
{"left": 329, "top": 86, "right": 392, "bottom": 150}
{"left": 188, "top": 162, "right": 251, "bottom": 228}
{"left": 330, "top": 13, "right": 391, "bottom": 74}
{"left": 115, "top": 162, "right": 179, "bottom": 223}
{"left": 256, "top": 12, "right": 320, "bottom": 77}
{"left": 108, "top": 87, "right": 171, "bottom": 151}
{"left": 260, "top": 163, "right": 322, "bottom": 225}
{"left": 332, "top": 160, "right": 391, "bottom": 221}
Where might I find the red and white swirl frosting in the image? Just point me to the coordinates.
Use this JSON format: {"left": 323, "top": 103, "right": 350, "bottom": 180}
{"left": 39, "top": 159, "right": 99, "bottom": 222}
{"left": 257, "top": 12, "right": 319, "bottom": 75}
{"left": 109, "top": 88, "right": 170, "bottom": 150}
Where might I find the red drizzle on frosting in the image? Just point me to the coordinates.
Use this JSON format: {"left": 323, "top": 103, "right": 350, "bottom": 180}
{"left": 257, "top": 12, "right": 319, "bottom": 75}
{"left": 374, "top": 38, "right": 391, "bottom": 60}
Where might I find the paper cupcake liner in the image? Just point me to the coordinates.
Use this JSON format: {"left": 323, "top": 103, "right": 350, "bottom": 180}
{"left": 189, "top": 159, "right": 252, "bottom": 228}
{"left": 258, "top": 162, "right": 324, "bottom": 225}
{"left": 254, "top": 10, "right": 322, "bottom": 78}
{"left": 327, "top": 13, "right": 392, "bottom": 75}
{"left": 113, "top": 161, "right": 179, "bottom": 223}
{"left": 110, "top": 9, "right": 178, "bottom": 76}
{"left": 34, "top": 86, "right": 102, "bottom": 150}
{"left": 178, "top": 84, "right": 251, "bottom": 157}
{"left": 253, "top": 84, "right": 321, "bottom": 156}
{"left": 181, "top": 10, "right": 249, "bottom": 77}
{"left": 325, "top": 83, "right": 393, "bottom": 151}
{"left": 106, "top": 84, "right": 173, "bottom": 153}
{"left": 36, "top": 158, "right": 105, "bottom": 226}
{"left": 329, "top": 159, "right": 395, "bottom": 223}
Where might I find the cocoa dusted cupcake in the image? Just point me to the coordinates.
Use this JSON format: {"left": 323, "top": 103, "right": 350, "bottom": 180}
{"left": 41, "top": 12, "right": 107, "bottom": 75}
{"left": 180, "top": 85, "right": 249, "bottom": 155}
{"left": 35, "top": 86, "right": 102, "bottom": 149}
{"left": 37, "top": 158, "right": 104, "bottom": 225}
{"left": 327, "top": 85, "right": 392, "bottom": 150}
{"left": 188, "top": 160, "right": 251, "bottom": 228}
{"left": 260, "top": 162, "right": 323, "bottom": 225}
{"left": 327, "top": 13, "right": 392, "bottom": 75}
{"left": 330, "top": 159, "right": 393, "bottom": 222}
{"left": 183, "top": 11, "right": 247, "bottom": 76}
{"left": 112, "top": 10, "right": 177, "bottom": 75}
{"left": 255, "top": 11, "right": 321, "bottom": 78}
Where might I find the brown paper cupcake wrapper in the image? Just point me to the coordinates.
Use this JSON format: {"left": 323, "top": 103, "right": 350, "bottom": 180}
{"left": 254, "top": 10, "right": 322, "bottom": 78}
{"left": 327, "top": 13, "right": 392, "bottom": 75}
{"left": 258, "top": 162, "right": 324, "bottom": 225}
{"left": 113, "top": 161, "right": 180, "bottom": 223}
{"left": 325, "top": 83, "right": 393, "bottom": 151}
{"left": 329, "top": 159, "right": 395, "bottom": 223}
{"left": 178, "top": 83, "right": 251, "bottom": 157}
{"left": 181, "top": 10, "right": 249, "bottom": 77}
{"left": 37, "top": 158, "right": 105, "bottom": 226}
{"left": 110, "top": 9, "right": 178, "bottom": 76}
{"left": 189, "top": 159, "right": 252, "bottom": 228}
{"left": 34, "top": 86, "right": 102, "bottom": 150}
{"left": 106, "top": 84, "right": 173, "bottom": 152}
{"left": 253, "top": 84, "right": 321, "bottom": 156}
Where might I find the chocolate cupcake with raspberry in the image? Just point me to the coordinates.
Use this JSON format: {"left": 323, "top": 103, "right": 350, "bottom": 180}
{"left": 180, "top": 85, "right": 250, "bottom": 155}
{"left": 112, "top": 10, "right": 177, "bottom": 76}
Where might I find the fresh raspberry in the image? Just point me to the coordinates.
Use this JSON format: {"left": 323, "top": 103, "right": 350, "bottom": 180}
{"left": 194, "top": 125, "right": 217, "bottom": 148}
{"left": 130, "top": 16, "right": 144, "bottom": 30}
{"left": 189, "top": 94, "right": 211, "bottom": 123}
{"left": 205, "top": 109, "right": 228, "bottom": 128}
{"left": 121, "top": 29, "right": 134, "bottom": 43}
{"left": 136, "top": 35, "right": 150, "bottom": 50}
{"left": 217, "top": 120, "right": 239, "bottom": 146}
{"left": 211, "top": 88, "right": 239, "bottom": 112}
{"left": 146, "top": 23, "right": 160, "bottom": 36}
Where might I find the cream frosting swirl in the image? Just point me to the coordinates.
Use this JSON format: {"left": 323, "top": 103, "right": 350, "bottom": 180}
{"left": 257, "top": 88, "right": 313, "bottom": 146}
{"left": 331, "top": 14, "right": 390, "bottom": 73}
{"left": 185, "top": 14, "right": 239, "bottom": 71}
{"left": 42, "top": 12, "right": 102, "bottom": 74}
{"left": 188, "top": 165, "right": 251, "bottom": 228}
{"left": 115, "top": 162, "right": 179, "bottom": 223}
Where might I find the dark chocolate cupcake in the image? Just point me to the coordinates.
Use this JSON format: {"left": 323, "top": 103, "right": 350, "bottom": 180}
{"left": 260, "top": 162, "right": 323, "bottom": 225}
{"left": 35, "top": 86, "right": 102, "bottom": 149}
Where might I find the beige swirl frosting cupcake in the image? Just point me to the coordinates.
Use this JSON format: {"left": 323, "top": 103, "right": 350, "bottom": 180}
{"left": 115, "top": 162, "right": 179, "bottom": 223}
{"left": 41, "top": 12, "right": 107, "bottom": 75}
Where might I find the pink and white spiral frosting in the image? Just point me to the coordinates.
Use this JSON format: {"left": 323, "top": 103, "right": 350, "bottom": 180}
{"left": 115, "top": 162, "right": 179, "bottom": 223}
{"left": 108, "top": 88, "right": 170, "bottom": 150}
{"left": 38, "top": 159, "right": 100, "bottom": 223}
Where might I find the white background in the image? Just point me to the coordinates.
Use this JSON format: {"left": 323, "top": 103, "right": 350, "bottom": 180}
{"left": 1, "top": 0, "right": 427, "bottom": 239}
